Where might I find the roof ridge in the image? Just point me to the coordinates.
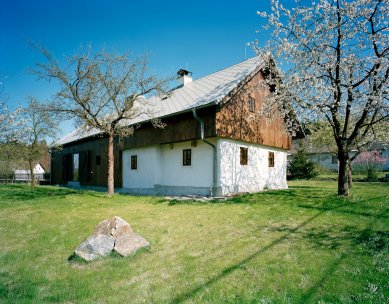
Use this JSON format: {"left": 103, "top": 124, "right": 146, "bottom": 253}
{"left": 191, "top": 56, "right": 260, "bottom": 83}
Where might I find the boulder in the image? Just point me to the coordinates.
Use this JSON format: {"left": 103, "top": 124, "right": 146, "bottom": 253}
{"left": 114, "top": 233, "right": 150, "bottom": 257}
{"left": 74, "top": 234, "right": 115, "bottom": 261}
{"left": 71, "top": 216, "right": 149, "bottom": 262}
{"left": 93, "top": 216, "right": 134, "bottom": 238}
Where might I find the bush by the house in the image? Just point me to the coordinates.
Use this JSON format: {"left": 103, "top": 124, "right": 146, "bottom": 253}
{"left": 288, "top": 150, "right": 318, "bottom": 180}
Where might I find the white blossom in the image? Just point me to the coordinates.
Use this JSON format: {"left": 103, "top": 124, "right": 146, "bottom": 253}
{"left": 256, "top": 0, "right": 389, "bottom": 195}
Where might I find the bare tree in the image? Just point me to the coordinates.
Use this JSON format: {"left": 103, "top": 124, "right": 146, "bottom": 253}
{"left": 33, "top": 46, "right": 171, "bottom": 196}
{"left": 20, "top": 98, "right": 57, "bottom": 188}
{"left": 257, "top": 0, "right": 389, "bottom": 196}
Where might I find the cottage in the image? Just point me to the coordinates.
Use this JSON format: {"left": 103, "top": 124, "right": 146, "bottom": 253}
{"left": 14, "top": 163, "right": 46, "bottom": 182}
{"left": 51, "top": 56, "right": 295, "bottom": 196}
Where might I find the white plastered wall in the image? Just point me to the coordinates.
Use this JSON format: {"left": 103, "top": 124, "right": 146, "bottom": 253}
{"left": 159, "top": 140, "right": 213, "bottom": 188}
{"left": 122, "top": 146, "right": 162, "bottom": 189}
{"left": 122, "top": 140, "right": 214, "bottom": 194}
{"left": 122, "top": 137, "right": 288, "bottom": 196}
{"left": 216, "top": 138, "right": 288, "bottom": 195}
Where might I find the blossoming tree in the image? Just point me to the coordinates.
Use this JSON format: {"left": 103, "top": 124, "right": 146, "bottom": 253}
{"left": 257, "top": 0, "right": 389, "bottom": 195}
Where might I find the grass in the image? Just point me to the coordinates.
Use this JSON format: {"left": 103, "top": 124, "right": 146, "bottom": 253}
{"left": 314, "top": 172, "right": 387, "bottom": 181}
{"left": 0, "top": 181, "right": 388, "bottom": 303}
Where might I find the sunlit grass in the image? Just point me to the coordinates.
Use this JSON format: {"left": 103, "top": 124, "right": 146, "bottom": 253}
{"left": 315, "top": 171, "right": 387, "bottom": 181}
{"left": 0, "top": 181, "right": 388, "bottom": 303}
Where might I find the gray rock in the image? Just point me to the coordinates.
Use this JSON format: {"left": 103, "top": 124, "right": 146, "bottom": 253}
{"left": 114, "top": 233, "right": 150, "bottom": 257}
{"left": 72, "top": 216, "right": 149, "bottom": 262}
{"left": 93, "top": 216, "right": 134, "bottom": 238}
{"left": 74, "top": 234, "right": 115, "bottom": 261}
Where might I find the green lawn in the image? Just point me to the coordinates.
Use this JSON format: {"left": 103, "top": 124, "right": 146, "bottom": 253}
{"left": 315, "top": 172, "right": 387, "bottom": 181}
{"left": 0, "top": 181, "right": 388, "bottom": 303}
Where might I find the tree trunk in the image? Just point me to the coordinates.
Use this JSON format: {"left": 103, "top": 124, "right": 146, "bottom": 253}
{"left": 337, "top": 150, "right": 349, "bottom": 196}
{"left": 107, "top": 133, "right": 115, "bottom": 196}
{"left": 347, "top": 159, "right": 353, "bottom": 188}
{"left": 29, "top": 160, "right": 35, "bottom": 189}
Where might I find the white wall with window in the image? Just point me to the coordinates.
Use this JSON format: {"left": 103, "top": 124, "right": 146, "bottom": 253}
{"left": 217, "top": 138, "right": 288, "bottom": 195}
{"left": 122, "top": 146, "right": 162, "bottom": 190}
{"left": 122, "top": 138, "right": 288, "bottom": 196}
{"left": 159, "top": 140, "right": 213, "bottom": 189}
{"left": 122, "top": 140, "right": 214, "bottom": 195}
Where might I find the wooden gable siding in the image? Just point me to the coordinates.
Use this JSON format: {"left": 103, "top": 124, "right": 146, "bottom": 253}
{"left": 50, "top": 107, "right": 216, "bottom": 186}
{"left": 120, "top": 107, "right": 216, "bottom": 149}
{"left": 215, "top": 70, "right": 291, "bottom": 150}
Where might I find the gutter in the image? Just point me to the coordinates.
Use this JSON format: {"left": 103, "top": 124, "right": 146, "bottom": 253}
{"left": 192, "top": 108, "right": 218, "bottom": 197}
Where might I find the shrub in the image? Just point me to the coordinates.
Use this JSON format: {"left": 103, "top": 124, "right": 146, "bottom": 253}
{"left": 366, "top": 168, "right": 379, "bottom": 182}
{"left": 288, "top": 150, "right": 318, "bottom": 180}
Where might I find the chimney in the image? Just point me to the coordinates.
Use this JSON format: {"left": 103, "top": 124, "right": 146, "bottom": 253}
{"left": 177, "top": 69, "right": 192, "bottom": 86}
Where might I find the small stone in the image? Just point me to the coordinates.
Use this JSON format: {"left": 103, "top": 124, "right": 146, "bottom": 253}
{"left": 74, "top": 234, "right": 115, "bottom": 261}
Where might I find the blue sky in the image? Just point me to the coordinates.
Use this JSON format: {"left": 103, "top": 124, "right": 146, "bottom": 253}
{"left": 1, "top": 0, "right": 272, "bottom": 136}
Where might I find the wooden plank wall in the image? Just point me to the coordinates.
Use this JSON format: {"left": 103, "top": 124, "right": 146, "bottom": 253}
{"left": 120, "top": 108, "right": 216, "bottom": 149}
{"left": 51, "top": 136, "right": 118, "bottom": 187}
{"left": 215, "top": 71, "right": 291, "bottom": 150}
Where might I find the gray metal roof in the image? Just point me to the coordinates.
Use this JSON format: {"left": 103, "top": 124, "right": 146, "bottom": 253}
{"left": 56, "top": 56, "right": 264, "bottom": 146}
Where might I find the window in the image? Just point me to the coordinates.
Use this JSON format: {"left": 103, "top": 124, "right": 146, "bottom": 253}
{"left": 96, "top": 155, "right": 101, "bottom": 166}
{"left": 268, "top": 152, "right": 275, "bottom": 167}
{"left": 249, "top": 96, "right": 255, "bottom": 112}
{"left": 240, "top": 147, "right": 248, "bottom": 165}
{"left": 183, "top": 149, "right": 191, "bottom": 166}
{"left": 73, "top": 153, "right": 79, "bottom": 181}
{"left": 131, "top": 155, "right": 137, "bottom": 170}
{"left": 331, "top": 154, "right": 338, "bottom": 164}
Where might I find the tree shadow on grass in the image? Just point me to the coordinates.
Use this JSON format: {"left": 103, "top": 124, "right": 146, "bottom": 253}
{"left": 169, "top": 204, "right": 336, "bottom": 303}
{"left": 289, "top": 185, "right": 326, "bottom": 190}
{"left": 155, "top": 186, "right": 343, "bottom": 207}
{"left": 299, "top": 252, "right": 348, "bottom": 302}
{"left": 228, "top": 189, "right": 299, "bottom": 204}
{"left": 299, "top": 209, "right": 388, "bottom": 303}
{"left": 268, "top": 221, "right": 388, "bottom": 252}
{"left": 169, "top": 203, "right": 387, "bottom": 303}
{"left": 153, "top": 189, "right": 299, "bottom": 206}
{"left": 296, "top": 202, "right": 389, "bottom": 219}
{"left": 0, "top": 184, "right": 77, "bottom": 202}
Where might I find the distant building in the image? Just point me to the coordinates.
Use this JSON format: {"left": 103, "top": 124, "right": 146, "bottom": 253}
{"left": 14, "top": 163, "right": 47, "bottom": 182}
{"left": 289, "top": 140, "right": 389, "bottom": 172}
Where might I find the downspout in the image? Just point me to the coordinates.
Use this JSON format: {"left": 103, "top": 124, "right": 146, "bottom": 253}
{"left": 192, "top": 108, "right": 218, "bottom": 196}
